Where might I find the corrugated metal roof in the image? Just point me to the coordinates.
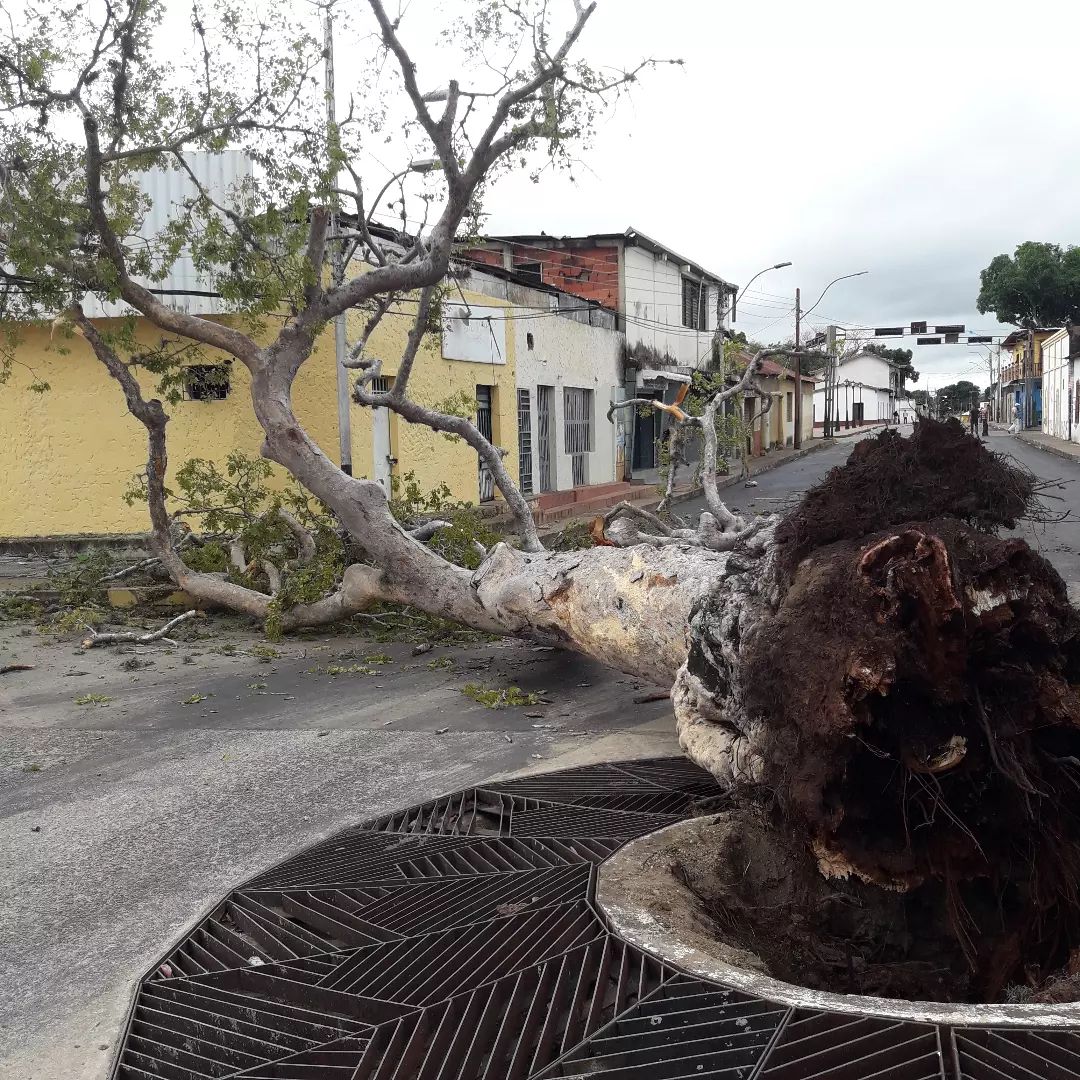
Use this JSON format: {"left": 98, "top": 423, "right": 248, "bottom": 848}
{"left": 82, "top": 151, "right": 253, "bottom": 319}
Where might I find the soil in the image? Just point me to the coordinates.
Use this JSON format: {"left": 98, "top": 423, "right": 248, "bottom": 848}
{"left": 774, "top": 417, "right": 1038, "bottom": 576}
{"left": 694, "top": 419, "right": 1080, "bottom": 1003}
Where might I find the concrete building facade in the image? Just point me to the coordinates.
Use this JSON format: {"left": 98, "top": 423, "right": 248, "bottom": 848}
{"left": 463, "top": 227, "right": 736, "bottom": 374}
{"left": 1041, "top": 327, "right": 1080, "bottom": 444}
{"left": 459, "top": 266, "right": 625, "bottom": 496}
{"left": 813, "top": 352, "right": 911, "bottom": 429}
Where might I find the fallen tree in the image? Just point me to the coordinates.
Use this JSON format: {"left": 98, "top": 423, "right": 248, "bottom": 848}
{"left": 5, "top": 0, "right": 1080, "bottom": 1003}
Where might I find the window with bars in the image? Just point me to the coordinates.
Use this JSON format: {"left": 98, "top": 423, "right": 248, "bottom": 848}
{"left": 517, "top": 389, "right": 533, "bottom": 496}
{"left": 681, "top": 277, "right": 708, "bottom": 331}
{"left": 184, "top": 364, "right": 231, "bottom": 401}
{"left": 563, "top": 387, "right": 594, "bottom": 455}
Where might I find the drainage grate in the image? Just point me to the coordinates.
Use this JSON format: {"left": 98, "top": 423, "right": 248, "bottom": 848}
{"left": 114, "top": 756, "right": 1078, "bottom": 1079}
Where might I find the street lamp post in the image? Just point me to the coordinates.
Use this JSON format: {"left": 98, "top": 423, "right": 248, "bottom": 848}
{"left": 721, "top": 261, "right": 792, "bottom": 364}
{"left": 716, "top": 262, "right": 791, "bottom": 469}
{"left": 794, "top": 270, "right": 868, "bottom": 448}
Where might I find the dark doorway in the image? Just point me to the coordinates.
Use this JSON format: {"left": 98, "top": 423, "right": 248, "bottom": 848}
{"left": 632, "top": 391, "right": 663, "bottom": 470}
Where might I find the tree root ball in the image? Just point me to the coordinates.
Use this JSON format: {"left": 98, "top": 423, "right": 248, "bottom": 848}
{"left": 689, "top": 419, "right": 1080, "bottom": 1002}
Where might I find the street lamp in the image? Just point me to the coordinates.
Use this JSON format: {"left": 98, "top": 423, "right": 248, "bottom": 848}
{"left": 369, "top": 158, "right": 443, "bottom": 218}
{"left": 795, "top": 270, "right": 868, "bottom": 447}
{"left": 801, "top": 270, "right": 869, "bottom": 321}
{"left": 713, "top": 260, "right": 791, "bottom": 374}
{"left": 731, "top": 261, "right": 793, "bottom": 315}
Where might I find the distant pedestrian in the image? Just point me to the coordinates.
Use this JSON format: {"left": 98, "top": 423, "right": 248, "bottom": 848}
{"left": 893, "top": 410, "right": 900, "bottom": 425}
{"left": 969, "top": 408, "right": 977, "bottom": 435}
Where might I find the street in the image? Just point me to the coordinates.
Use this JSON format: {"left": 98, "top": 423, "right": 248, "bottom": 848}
{"left": 3, "top": 425, "right": 1080, "bottom": 1080}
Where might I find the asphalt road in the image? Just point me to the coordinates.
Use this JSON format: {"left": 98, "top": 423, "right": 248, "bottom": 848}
{"left": 0, "top": 631, "right": 677, "bottom": 1080}
{"left": 3, "top": 425, "right": 1080, "bottom": 1080}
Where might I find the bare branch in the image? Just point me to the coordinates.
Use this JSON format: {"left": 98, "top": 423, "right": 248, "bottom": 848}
{"left": 409, "top": 519, "right": 453, "bottom": 541}
{"left": 82, "top": 610, "right": 199, "bottom": 648}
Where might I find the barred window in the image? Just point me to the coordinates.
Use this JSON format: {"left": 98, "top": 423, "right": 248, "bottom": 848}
{"left": 681, "top": 277, "right": 707, "bottom": 330}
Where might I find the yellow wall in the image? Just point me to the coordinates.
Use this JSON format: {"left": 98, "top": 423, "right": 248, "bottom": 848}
{"left": 0, "top": 285, "right": 519, "bottom": 538}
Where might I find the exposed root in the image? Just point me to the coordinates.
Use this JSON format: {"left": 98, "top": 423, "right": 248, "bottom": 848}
{"left": 679, "top": 419, "right": 1080, "bottom": 1001}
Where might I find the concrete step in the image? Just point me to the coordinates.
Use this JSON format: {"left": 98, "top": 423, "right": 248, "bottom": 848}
{"left": 534, "top": 485, "right": 657, "bottom": 526}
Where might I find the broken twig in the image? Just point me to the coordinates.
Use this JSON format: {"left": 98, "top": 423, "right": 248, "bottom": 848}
{"left": 81, "top": 610, "right": 199, "bottom": 649}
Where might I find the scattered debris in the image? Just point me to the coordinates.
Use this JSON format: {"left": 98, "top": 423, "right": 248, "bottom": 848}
{"left": 633, "top": 690, "right": 670, "bottom": 704}
{"left": 180, "top": 693, "right": 209, "bottom": 705}
{"left": 411, "top": 643, "right": 433, "bottom": 656}
{"left": 434, "top": 727, "right": 450, "bottom": 735}
{"left": 30, "top": 825, "right": 40, "bottom": 833}
{"left": 316, "top": 730, "right": 330, "bottom": 737}
{"left": 307, "top": 663, "right": 378, "bottom": 676}
{"left": 462, "top": 683, "right": 543, "bottom": 709}
{"left": 0, "top": 663, "right": 33, "bottom": 674}
{"left": 74, "top": 693, "right": 111, "bottom": 707}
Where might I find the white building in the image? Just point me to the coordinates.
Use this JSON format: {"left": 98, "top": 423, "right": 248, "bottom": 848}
{"left": 463, "top": 228, "right": 736, "bottom": 473}
{"left": 1041, "top": 327, "right": 1080, "bottom": 443}
{"left": 895, "top": 396, "right": 919, "bottom": 423}
{"left": 463, "top": 227, "right": 734, "bottom": 371}
{"left": 463, "top": 265, "right": 625, "bottom": 495}
{"left": 813, "top": 351, "right": 911, "bottom": 429}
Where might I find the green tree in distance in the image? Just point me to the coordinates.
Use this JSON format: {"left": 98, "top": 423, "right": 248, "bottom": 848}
{"left": 935, "top": 380, "right": 981, "bottom": 417}
{"left": 977, "top": 242, "right": 1080, "bottom": 328}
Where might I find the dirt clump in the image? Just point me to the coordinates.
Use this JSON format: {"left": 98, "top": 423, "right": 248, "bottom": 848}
{"left": 677, "top": 809, "right": 975, "bottom": 1001}
{"left": 697, "top": 420, "right": 1080, "bottom": 1002}
{"left": 775, "top": 418, "right": 1037, "bottom": 576}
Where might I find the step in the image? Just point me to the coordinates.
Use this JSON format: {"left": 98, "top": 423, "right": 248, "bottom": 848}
{"left": 535, "top": 487, "right": 658, "bottom": 526}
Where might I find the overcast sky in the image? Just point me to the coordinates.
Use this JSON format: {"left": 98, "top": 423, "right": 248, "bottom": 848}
{"left": 339, "top": 0, "right": 1080, "bottom": 392}
{"left": 139, "top": 0, "right": 1080, "bottom": 391}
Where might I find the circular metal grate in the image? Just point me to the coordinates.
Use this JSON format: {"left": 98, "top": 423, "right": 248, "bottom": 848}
{"left": 112, "top": 757, "right": 1080, "bottom": 1079}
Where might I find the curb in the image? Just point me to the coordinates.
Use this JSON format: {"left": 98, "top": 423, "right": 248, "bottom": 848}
{"left": 1013, "top": 431, "right": 1080, "bottom": 466}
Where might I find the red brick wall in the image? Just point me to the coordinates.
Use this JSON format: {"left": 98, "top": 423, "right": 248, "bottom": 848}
{"left": 462, "top": 243, "right": 620, "bottom": 310}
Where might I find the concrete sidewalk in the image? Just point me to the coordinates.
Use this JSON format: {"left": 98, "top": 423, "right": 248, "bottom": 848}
{"left": 1012, "top": 428, "right": 1080, "bottom": 465}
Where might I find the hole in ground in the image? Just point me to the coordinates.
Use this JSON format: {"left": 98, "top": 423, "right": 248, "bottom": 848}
{"left": 674, "top": 805, "right": 1080, "bottom": 1006}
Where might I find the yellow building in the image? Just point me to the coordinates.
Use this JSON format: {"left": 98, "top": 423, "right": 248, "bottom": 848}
{"left": 1000, "top": 328, "right": 1058, "bottom": 427}
{"left": 0, "top": 285, "right": 519, "bottom": 539}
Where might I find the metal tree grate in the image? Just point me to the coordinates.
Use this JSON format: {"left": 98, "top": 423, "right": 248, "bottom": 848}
{"left": 113, "top": 756, "right": 1080, "bottom": 1079}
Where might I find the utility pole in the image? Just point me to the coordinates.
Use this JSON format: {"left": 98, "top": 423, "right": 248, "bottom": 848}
{"left": 1025, "top": 327, "right": 1036, "bottom": 430}
{"left": 793, "top": 287, "right": 802, "bottom": 448}
{"left": 324, "top": 1, "right": 352, "bottom": 475}
{"left": 823, "top": 325, "right": 838, "bottom": 437}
